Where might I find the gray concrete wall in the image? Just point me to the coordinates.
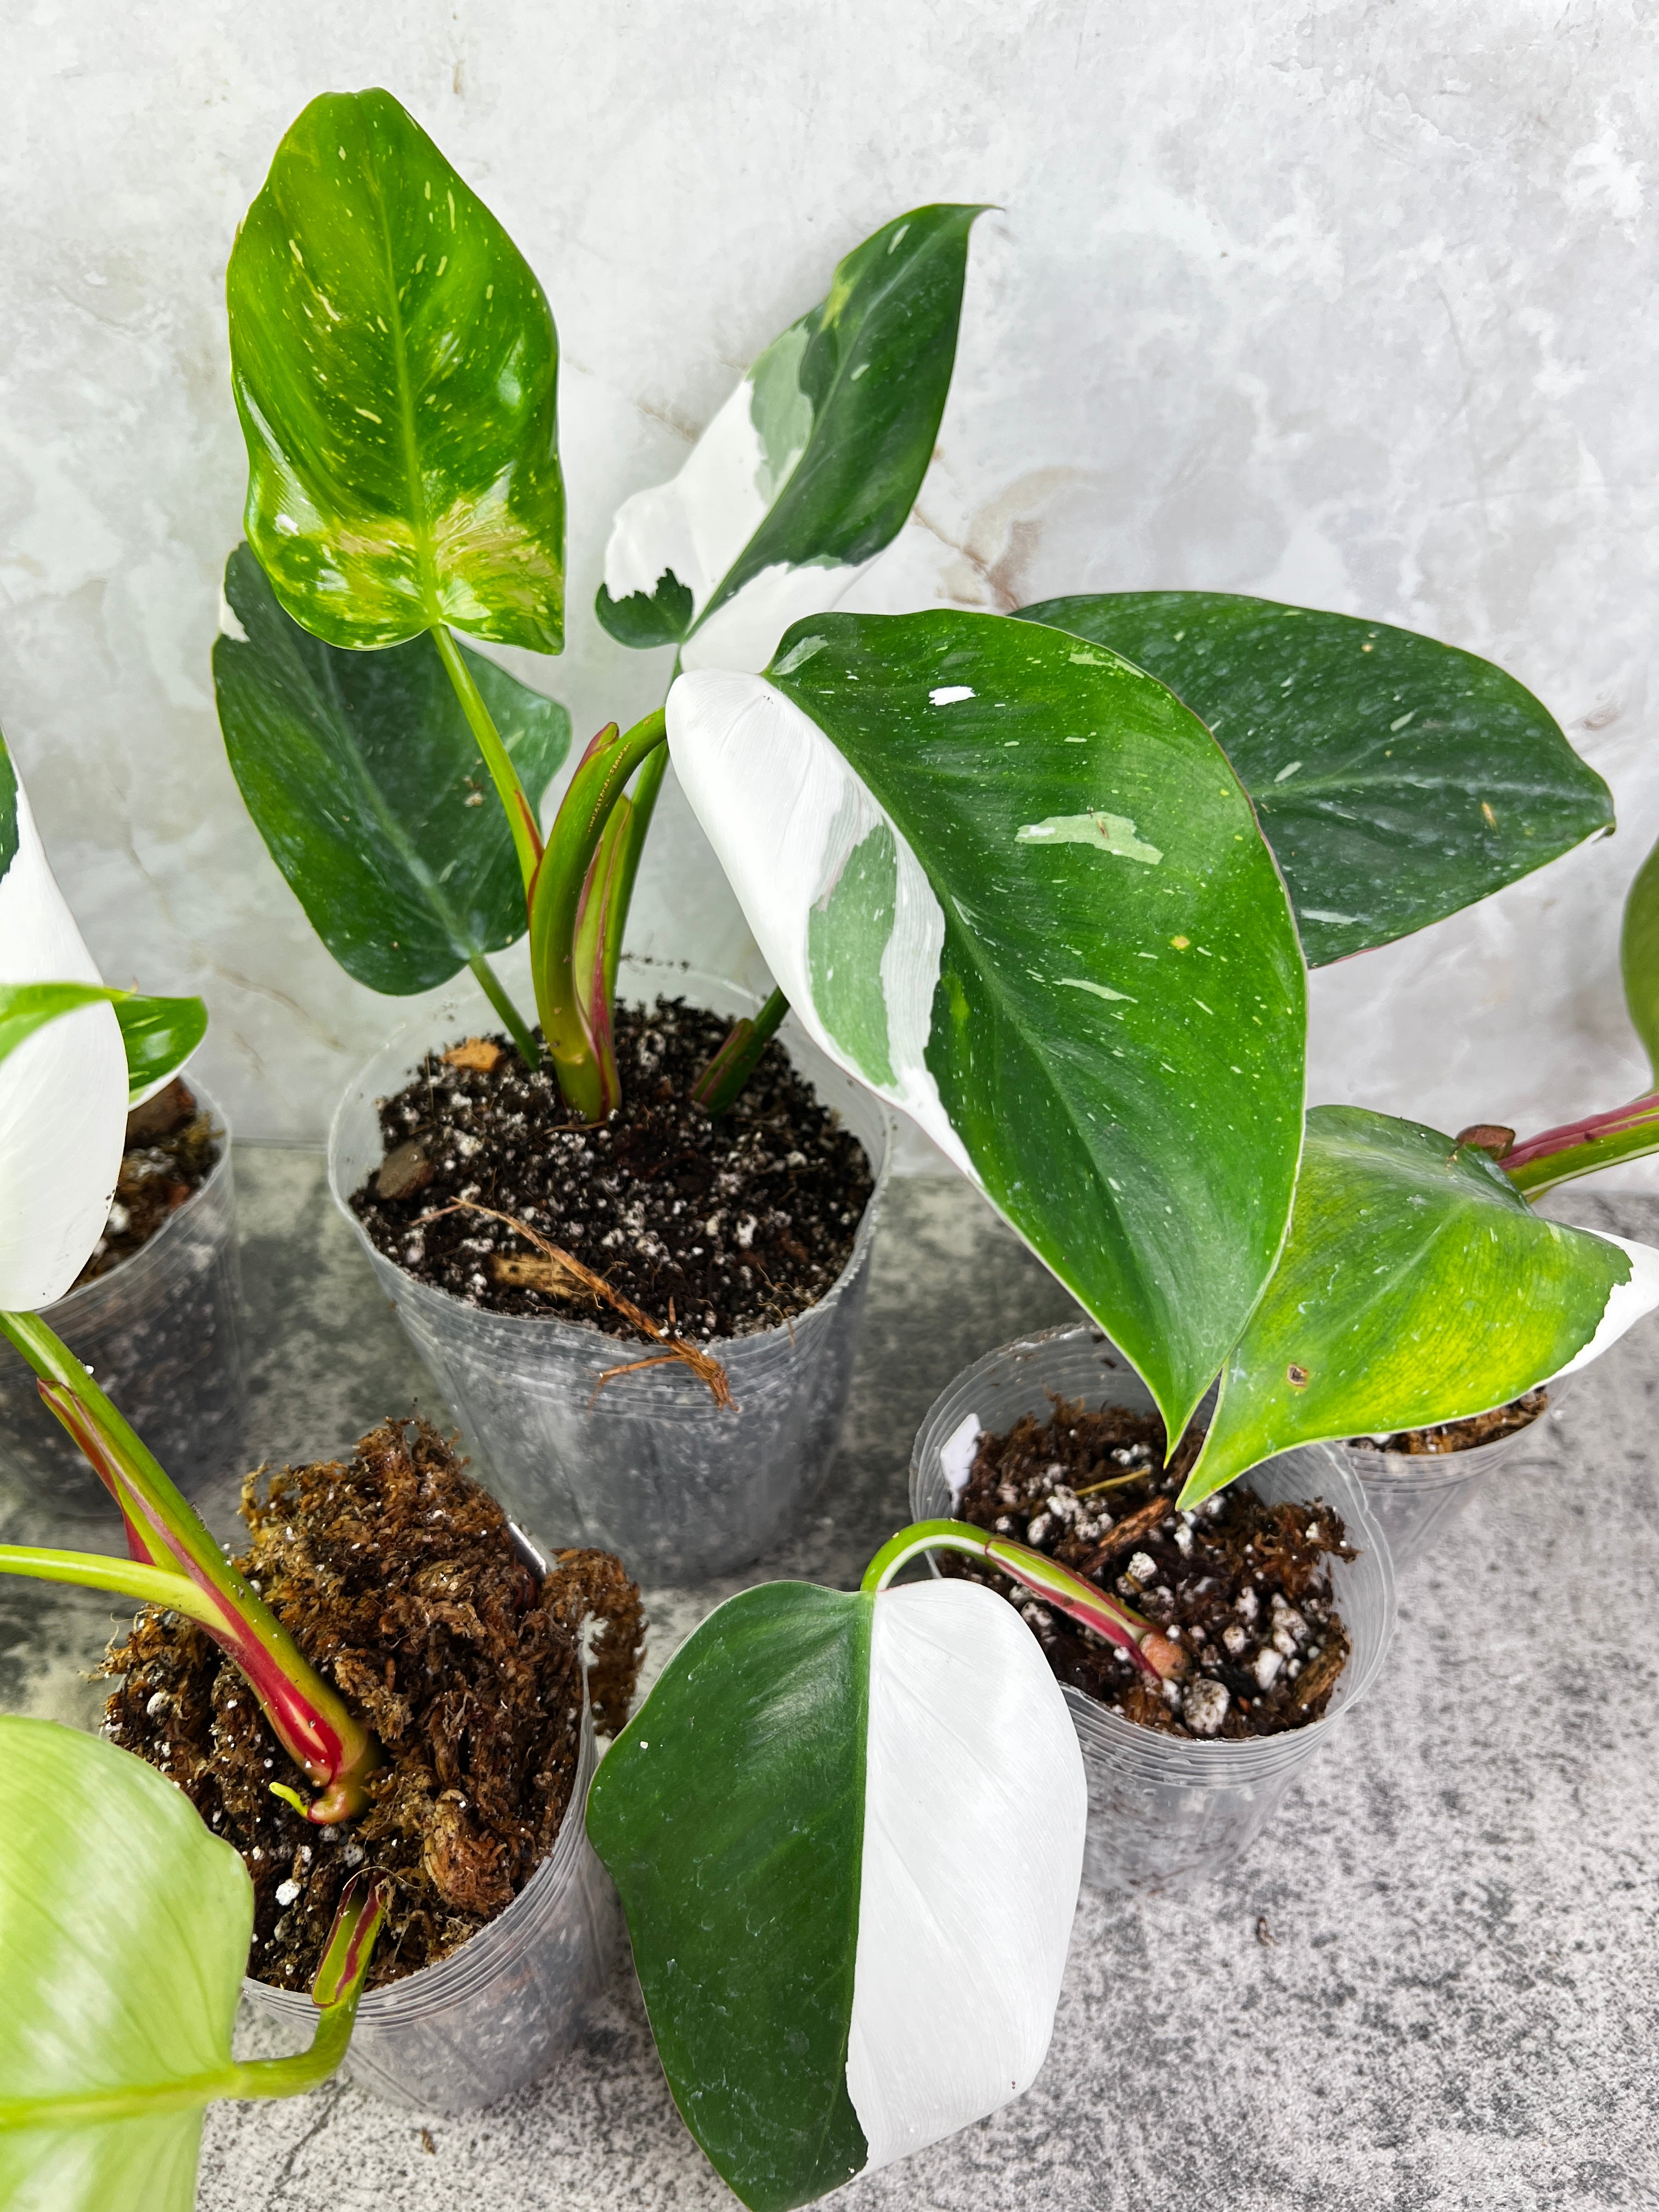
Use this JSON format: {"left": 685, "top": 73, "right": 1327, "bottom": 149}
{"left": 3, "top": 2, "right": 1656, "bottom": 1172}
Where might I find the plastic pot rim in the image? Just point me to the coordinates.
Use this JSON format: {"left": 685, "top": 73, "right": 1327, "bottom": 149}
{"left": 325, "top": 962, "right": 895, "bottom": 1359}
{"left": 909, "top": 1318, "right": 1398, "bottom": 1781}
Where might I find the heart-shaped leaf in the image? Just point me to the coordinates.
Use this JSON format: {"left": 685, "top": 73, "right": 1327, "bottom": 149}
{"left": 0, "top": 737, "right": 126, "bottom": 1309}
{"left": 0, "top": 1718, "right": 385, "bottom": 2212}
{"left": 1181, "top": 1104, "right": 1659, "bottom": 1504}
{"left": 668, "top": 610, "right": 1307, "bottom": 1437}
{"left": 599, "top": 205, "right": 984, "bottom": 674}
{"left": 228, "top": 89, "right": 564, "bottom": 652}
{"left": 586, "top": 1577, "right": 1085, "bottom": 2212}
{"left": 1018, "top": 593, "right": 1613, "bottom": 966}
{"left": 215, "top": 545, "right": 569, "bottom": 994}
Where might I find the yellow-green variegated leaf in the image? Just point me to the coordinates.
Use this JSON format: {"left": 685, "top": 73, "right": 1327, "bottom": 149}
{"left": 228, "top": 89, "right": 563, "bottom": 653}
{"left": 0, "top": 735, "right": 126, "bottom": 1308}
{"left": 599, "top": 205, "right": 983, "bottom": 673}
{"left": 667, "top": 610, "right": 1307, "bottom": 1438}
{"left": 586, "top": 1577, "right": 1084, "bottom": 2212}
{"left": 1180, "top": 1105, "right": 1659, "bottom": 1504}
{"left": 0, "top": 1719, "right": 252, "bottom": 2212}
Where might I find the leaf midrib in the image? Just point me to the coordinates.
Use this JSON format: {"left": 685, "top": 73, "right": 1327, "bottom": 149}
{"left": 308, "top": 639, "right": 482, "bottom": 959}
{"left": 361, "top": 131, "right": 437, "bottom": 620}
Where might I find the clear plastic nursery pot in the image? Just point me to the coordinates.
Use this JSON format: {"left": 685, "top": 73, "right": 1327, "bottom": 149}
{"left": 0, "top": 1080, "right": 246, "bottom": 1516}
{"left": 241, "top": 1520, "right": 621, "bottom": 2112}
{"left": 910, "top": 1322, "right": 1396, "bottom": 1894}
{"left": 329, "top": 961, "right": 893, "bottom": 1584}
{"left": 1333, "top": 1385, "right": 1568, "bottom": 1573}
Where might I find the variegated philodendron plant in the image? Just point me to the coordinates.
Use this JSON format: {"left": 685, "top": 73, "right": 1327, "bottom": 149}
{"left": 195, "top": 84, "right": 1659, "bottom": 2205}
{"left": 0, "top": 741, "right": 391, "bottom": 2211}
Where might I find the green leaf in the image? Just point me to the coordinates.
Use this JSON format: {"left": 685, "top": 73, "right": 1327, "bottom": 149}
{"left": 600, "top": 205, "right": 985, "bottom": 673}
{"left": 0, "top": 985, "right": 205, "bottom": 1105}
{"left": 0, "top": 1718, "right": 250, "bottom": 2211}
{"left": 670, "top": 611, "right": 1308, "bottom": 1437}
{"left": 228, "top": 89, "right": 564, "bottom": 653}
{"left": 1621, "top": 830, "right": 1659, "bottom": 1082}
{"left": 1181, "top": 1105, "right": 1658, "bottom": 1504}
{"left": 586, "top": 1575, "right": 1086, "bottom": 2212}
{"left": 1018, "top": 593, "right": 1615, "bottom": 966}
{"left": 588, "top": 1584, "right": 871, "bottom": 2212}
{"left": 0, "top": 728, "right": 18, "bottom": 887}
{"left": 112, "top": 996, "right": 208, "bottom": 1104}
{"left": 215, "top": 544, "right": 569, "bottom": 995}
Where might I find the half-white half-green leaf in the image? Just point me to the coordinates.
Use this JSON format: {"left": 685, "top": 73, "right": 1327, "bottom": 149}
{"left": 586, "top": 1577, "right": 1085, "bottom": 2212}
{"left": 0, "top": 736, "right": 126, "bottom": 1309}
{"left": 598, "top": 205, "right": 983, "bottom": 673}
{"left": 667, "top": 608, "right": 1308, "bottom": 1438}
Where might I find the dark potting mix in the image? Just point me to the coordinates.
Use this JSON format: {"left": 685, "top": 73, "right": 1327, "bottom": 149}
{"left": 71, "top": 1076, "right": 222, "bottom": 1287}
{"left": 943, "top": 1395, "right": 1356, "bottom": 1740}
{"left": 103, "top": 1418, "right": 644, "bottom": 1990}
{"left": 352, "top": 994, "right": 874, "bottom": 1342}
{"left": 1348, "top": 1387, "right": 1548, "bottom": 1457}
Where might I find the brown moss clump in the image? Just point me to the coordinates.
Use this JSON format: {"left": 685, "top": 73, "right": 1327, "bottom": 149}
{"left": 103, "top": 1417, "right": 644, "bottom": 1989}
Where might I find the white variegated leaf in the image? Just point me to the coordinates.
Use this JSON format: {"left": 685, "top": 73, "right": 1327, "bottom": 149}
{"left": 597, "top": 205, "right": 984, "bottom": 674}
{"left": 665, "top": 607, "right": 1308, "bottom": 1442}
{"left": 0, "top": 746, "right": 126, "bottom": 1309}
{"left": 586, "top": 1575, "right": 1085, "bottom": 2211}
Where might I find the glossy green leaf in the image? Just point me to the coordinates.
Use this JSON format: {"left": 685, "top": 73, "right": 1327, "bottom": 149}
{"left": 589, "top": 1584, "right": 870, "bottom": 2210}
{"left": 0, "top": 984, "right": 206, "bottom": 1104}
{"left": 114, "top": 996, "right": 208, "bottom": 1103}
{"left": 1018, "top": 594, "right": 1614, "bottom": 966}
{"left": 600, "top": 205, "right": 985, "bottom": 673}
{"left": 1181, "top": 1105, "right": 1659, "bottom": 1503}
{"left": 586, "top": 1575, "right": 1085, "bottom": 2212}
{"left": 228, "top": 89, "right": 564, "bottom": 652}
{"left": 1621, "top": 830, "right": 1659, "bottom": 1081}
{"left": 669, "top": 611, "right": 1307, "bottom": 1436}
{"left": 215, "top": 544, "right": 569, "bottom": 994}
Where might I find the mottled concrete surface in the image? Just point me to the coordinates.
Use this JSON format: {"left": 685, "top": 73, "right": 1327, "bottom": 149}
{"left": 4, "top": 1154, "right": 1658, "bottom": 2209}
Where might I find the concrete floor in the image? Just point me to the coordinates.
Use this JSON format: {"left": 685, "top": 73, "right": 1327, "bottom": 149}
{"left": 3, "top": 1152, "right": 1656, "bottom": 2211}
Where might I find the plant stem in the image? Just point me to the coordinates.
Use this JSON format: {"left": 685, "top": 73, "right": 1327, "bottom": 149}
{"left": 860, "top": 1518, "right": 1179, "bottom": 1680}
{"left": 433, "top": 623, "right": 542, "bottom": 893}
{"left": 603, "top": 739, "right": 669, "bottom": 1006}
{"left": 692, "top": 988, "right": 790, "bottom": 1118}
{"left": 528, "top": 709, "right": 668, "bottom": 1122}
{"left": 0, "top": 1878, "right": 387, "bottom": 2129}
{"left": 0, "top": 1311, "right": 381, "bottom": 1822}
{"left": 1503, "top": 1091, "right": 1659, "bottom": 1197}
{"left": 467, "top": 952, "right": 539, "bottom": 1070}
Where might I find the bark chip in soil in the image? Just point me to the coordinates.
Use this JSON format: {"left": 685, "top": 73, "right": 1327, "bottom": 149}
{"left": 944, "top": 1395, "right": 1357, "bottom": 1740}
{"left": 351, "top": 994, "right": 874, "bottom": 1342}
{"left": 103, "top": 1417, "right": 644, "bottom": 1990}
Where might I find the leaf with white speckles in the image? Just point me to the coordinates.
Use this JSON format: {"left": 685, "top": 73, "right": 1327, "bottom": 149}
{"left": 668, "top": 608, "right": 1307, "bottom": 1437}
{"left": 1019, "top": 592, "right": 1613, "bottom": 964}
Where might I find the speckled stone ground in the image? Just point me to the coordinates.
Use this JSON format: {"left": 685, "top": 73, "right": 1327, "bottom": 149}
{"left": 4, "top": 1156, "right": 1656, "bottom": 2210}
